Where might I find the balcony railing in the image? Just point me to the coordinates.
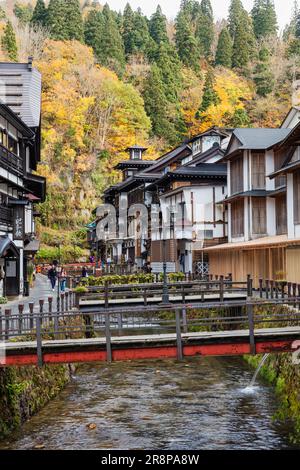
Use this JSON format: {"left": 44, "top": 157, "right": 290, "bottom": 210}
{"left": 0, "top": 205, "right": 13, "bottom": 227}
{"left": 0, "top": 143, "right": 23, "bottom": 177}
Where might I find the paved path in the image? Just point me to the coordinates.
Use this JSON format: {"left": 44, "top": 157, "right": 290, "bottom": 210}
{"left": 2, "top": 274, "right": 58, "bottom": 314}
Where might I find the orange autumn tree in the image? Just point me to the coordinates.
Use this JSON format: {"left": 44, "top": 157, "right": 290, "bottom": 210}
{"left": 36, "top": 40, "right": 151, "bottom": 229}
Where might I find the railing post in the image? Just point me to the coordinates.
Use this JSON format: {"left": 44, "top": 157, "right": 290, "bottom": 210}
{"left": 57, "top": 294, "right": 60, "bottom": 313}
{"left": 104, "top": 281, "right": 109, "bottom": 309}
{"left": 270, "top": 280, "right": 274, "bottom": 299}
{"left": 61, "top": 293, "right": 65, "bottom": 313}
{"left": 36, "top": 314, "right": 43, "bottom": 367}
{"left": 247, "top": 302, "right": 256, "bottom": 355}
{"left": 220, "top": 275, "right": 224, "bottom": 303}
{"left": 0, "top": 307, "right": 2, "bottom": 341}
{"left": 288, "top": 282, "right": 292, "bottom": 299}
{"left": 29, "top": 303, "right": 34, "bottom": 330}
{"left": 65, "top": 291, "right": 69, "bottom": 311}
{"left": 281, "top": 282, "right": 285, "bottom": 299}
{"left": 259, "top": 278, "right": 263, "bottom": 299}
{"left": 143, "top": 287, "right": 147, "bottom": 307}
{"left": 275, "top": 281, "right": 279, "bottom": 300}
{"left": 247, "top": 275, "right": 253, "bottom": 298}
{"left": 293, "top": 283, "right": 297, "bottom": 308}
{"left": 5, "top": 309, "right": 11, "bottom": 341}
{"left": 39, "top": 299, "right": 44, "bottom": 325}
{"left": 54, "top": 310, "right": 59, "bottom": 340}
{"left": 48, "top": 297, "right": 53, "bottom": 322}
{"left": 18, "top": 304, "right": 24, "bottom": 335}
{"left": 175, "top": 309, "right": 183, "bottom": 361}
{"left": 182, "top": 307, "right": 188, "bottom": 333}
{"left": 105, "top": 311, "right": 112, "bottom": 363}
{"left": 265, "top": 279, "right": 269, "bottom": 299}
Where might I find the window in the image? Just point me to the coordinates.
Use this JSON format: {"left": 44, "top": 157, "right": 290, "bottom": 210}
{"left": 293, "top": 170, "right": 300, "bottom": 224}
{"left": 202, "top": 136, "right": 221, "bottom": 153}
{"left": 252, "top": 153, "right": 265, "bottom": 189}
{"left": 8, "top": 135, "right": 18, "bottom": 155}
{"left": 276, "top": 195, "right": 287, "bottom": 235}
{"left": 231, "top": 199, "right": 244, "bottom": 237}
{"left": 274, "top": 150, "right": 287, "bottom": 189}
{"left": 252, "top": 197, "right": 266, "bottom": 235}
{"left": 230, "top": 157, "right": 243, "bottom": 194}
{"left": 133, "top": 149, "right": 141, "bottom": 160}
{"left": 192, "top": 139, "right": 201, "bottom": 155}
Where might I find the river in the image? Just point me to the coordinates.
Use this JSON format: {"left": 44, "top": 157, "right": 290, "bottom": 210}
{"left": 0, "top": 357, "right": 298, "bottom": 450}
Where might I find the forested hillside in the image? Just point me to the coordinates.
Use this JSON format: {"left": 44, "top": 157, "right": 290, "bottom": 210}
{"left": 0, "top": 0, "right": 300, "bottom": 254}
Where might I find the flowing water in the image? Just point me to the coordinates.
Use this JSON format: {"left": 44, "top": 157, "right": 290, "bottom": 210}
{"left": 0, "top": 357, "right": 298, "bottom": 450}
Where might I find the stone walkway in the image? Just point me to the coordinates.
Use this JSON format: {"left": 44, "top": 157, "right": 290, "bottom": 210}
{"left": 2, "top": 274, "right": 59, "bottom": 314}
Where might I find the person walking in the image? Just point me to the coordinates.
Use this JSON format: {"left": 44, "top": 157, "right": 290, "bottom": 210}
{"left": 60, "top": 267, "right": 67, "bottom": 292}
{"left": 81, "top": 266, "right": 88, "bottom": 278}
{"left": 48, "top": 265, "right": 57, "bottom": 291}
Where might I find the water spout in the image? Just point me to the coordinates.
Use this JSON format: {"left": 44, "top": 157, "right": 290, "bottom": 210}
{"left": 249, "top": 354, "right": 270, "bottom": 388}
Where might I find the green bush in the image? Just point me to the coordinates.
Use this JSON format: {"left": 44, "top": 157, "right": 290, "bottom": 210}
{"left": 0, "top": 297, "right": 7, "bottom": 304}
{"left": 81, "top": 272, "right": 187, "bottom": 287}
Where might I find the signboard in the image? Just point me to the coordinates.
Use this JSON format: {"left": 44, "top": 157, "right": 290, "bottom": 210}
{"left": 13, "top": 206, "right": 24, "bottom": 240}
{"left": 151, "top": 262, "right": 176, "bottom": 274}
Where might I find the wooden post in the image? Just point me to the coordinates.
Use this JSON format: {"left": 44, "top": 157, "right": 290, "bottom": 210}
{"left": 5, "top": 309, "right": 11, "bottom": 341}
{"left": 182, "top": 307, "right": 188, "bottom": 334}
{"left": 54, "top": 311, "right": 59, "bottom": 340}
{"left": 61, "top": 293, "right": 65, "bottom": 313}
{"left": 48, "top": 297, "right": 53, "bottom": 322}
{"left": 281, "top": 282, "right": 285, "bottom": 299}
{"left": 293, "top": 283, "right": 297, "bottom": 308}
{"left": 175, "top": 309, "right": 183, "bottom": 361}
{"left": 247, "top": 275, "right": 253, "bottom": 298}
{"left": 0, "top": 307, "right": 2, "bottom": 341}
{"left": 265, "top": 279, "right": 269, "bottom": 299}
{"left": 65, "top": 292, "right": 69, "bottom": 311}
{"left": 57, "top": 294, "right": 60, "bottom": 313}
{"left": 270, "top": 280, "right": 274, "bottom": 299}
{"left": 36, "top": 315, "right": 43, "bottom": 367}
{"left": 105, "top": 312, "right": 112, "bottom": 363}
{"left": 259, "top": 278, "right": 263, "bottom": 299}
{"left": 220, "top": 275, "right": 224, "bottom": 303}
{"left": 143, "top": 288, "right": 147, "bottom": 307}
{"left": 29, "top": 303, "right": 34, "bottom": 330}
{"left": 104, "top": 281, "right": 109, "bottom": 309}
{"left": 247, "top": 302, "right": 256, "bottom": 355}
{"left": 275, "top": 282, "right": 279, "bottom": 300}
{"left": 18, "top": 304, "right": 24, "bottom": 335}
{"left": 288, "top": 282, "right": 292, "bottom": 299}
{"left": 39, "top": 299, "right": 44, "bottom": 325}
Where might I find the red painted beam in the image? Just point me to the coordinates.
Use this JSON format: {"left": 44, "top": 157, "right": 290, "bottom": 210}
{"left": 1, "top": 339, "right": 296, "bottom": 366}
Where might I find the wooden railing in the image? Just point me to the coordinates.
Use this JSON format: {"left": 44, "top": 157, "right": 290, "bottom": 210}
{"left": 0, "top": 143, "right": 23, "bottom": 177}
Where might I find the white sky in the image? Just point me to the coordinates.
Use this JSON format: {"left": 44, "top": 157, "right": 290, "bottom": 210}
{"left": 104, "top": 0, "right": 294, "bottom": 31}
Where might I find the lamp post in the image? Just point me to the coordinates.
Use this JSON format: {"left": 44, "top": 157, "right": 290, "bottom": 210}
{"left": 162, "top": 237, "right": 169, "bottom": 304}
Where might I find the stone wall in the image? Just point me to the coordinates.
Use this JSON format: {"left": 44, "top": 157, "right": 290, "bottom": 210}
{"left": 245, "top": 353, "right": 300, "bottom": 443}
{"left": 0, "top": 364, "right": 73, "bottom": 439}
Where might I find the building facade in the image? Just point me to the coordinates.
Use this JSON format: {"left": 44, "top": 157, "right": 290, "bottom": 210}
{"left": 0, "top": 60, "right": 45, "bottom": 297}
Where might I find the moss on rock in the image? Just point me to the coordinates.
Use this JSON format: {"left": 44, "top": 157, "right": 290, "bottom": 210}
{"left": 0, "top": 364, "right": 72, "bottom": 439}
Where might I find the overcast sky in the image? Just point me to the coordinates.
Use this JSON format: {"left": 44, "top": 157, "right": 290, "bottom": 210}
{"left": 104, "top": 0, "right": 294, "bottom": 31}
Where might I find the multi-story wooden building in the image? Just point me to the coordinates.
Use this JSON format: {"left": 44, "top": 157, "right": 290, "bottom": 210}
{"left": 0, "top": 60, "right": 45, "bottom": 297}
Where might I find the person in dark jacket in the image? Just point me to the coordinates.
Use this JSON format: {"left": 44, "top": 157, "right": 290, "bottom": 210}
{"left": 48, "top": 265, "right": 57, "bottom": 291}
{"left": 82, "top": 266, "right": 88, "bottom": 278}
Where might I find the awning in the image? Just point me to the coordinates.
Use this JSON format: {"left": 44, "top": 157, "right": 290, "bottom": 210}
{"left": 0, "top": 237, "right": 19, "bottom": 257}
{"left": 204, "top": 235, "right": 300, "bottom": 252}
{"left": 24, "top": 239, "right": 40, "bottom": 253}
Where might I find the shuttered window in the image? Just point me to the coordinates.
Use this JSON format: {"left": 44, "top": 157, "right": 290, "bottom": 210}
{"left": 231, "top": 157, "right": 243, "bottom": 194}
{"left": 274, "top": 150, "right": 287, "bottom": 189}
{"left": 252, "top": 197, "right": 266, "bottom": 234}
{"left": 252, "top": 153, "right": 265, "bottom": 189}
{"left": 294, "top": 170, "right": 300, "bottom": 224}
{"left": 231, "top": 199, "right": 244, "bottom": 237}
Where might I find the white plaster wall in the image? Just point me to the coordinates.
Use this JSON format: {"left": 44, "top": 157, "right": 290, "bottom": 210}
{"left": 265, "top": 150, "right": 275, "bottom": 191}
{"left": 287, "top": 173, "right": 295, "bottom": 238}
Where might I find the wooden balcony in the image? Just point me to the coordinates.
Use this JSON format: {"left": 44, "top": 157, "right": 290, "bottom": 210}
{"left": 0, "top": 143, "right": 23, "bottom": 177}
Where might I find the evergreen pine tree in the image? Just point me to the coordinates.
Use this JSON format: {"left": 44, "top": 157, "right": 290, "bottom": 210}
{"left": 175, "top": 10, "right": 201, "bottom": 71}
{"left": 84, "top": 9, "right": 103, "bottom": 53}
{"left": 132, "top": 8, "right": 152, "bottom": 55}
{"left": 31, "top": 0, "right": 48, "bottom": 28}
{"left": 143, "top": 64, "right": 176, "bottom": 143}
{"left": 253, "top": 47, "right": 274, "bottom": 96}
{"left": 251, "top": 0, "right": 278, "bottom": 39}
{"left": 215, "top": 28, "right": 233, "bottom": 68}
{"left": 196, "top": 68, "right": 219, "bottom": 118}
{"left": 14, "top": 3, "right": 33, "bottom": 25}
{"left": 64, "top": 0, "right": 84, "bottom": 42}
{"left": 232, "top": 10, "right": 256, "bottom": 68}
{"left": 149, "top": 5, "right": 169, "bottom": 45}
{"left": 196, "top": 0, "right": 214, "bottom": 59}
{"left": 100, "top": 4, "right": 126, "bottom": 76}
{"left": 47, "top": 0, "right": 68, "bottom": 40}
{"left": 228, "top": 0, "right": 245, "bottom": 39}
{"left": 122, "top": 3, "right": 135, "bottom": 55}
{"left": 1, "top": 21, "right": 18, "bottom": 61}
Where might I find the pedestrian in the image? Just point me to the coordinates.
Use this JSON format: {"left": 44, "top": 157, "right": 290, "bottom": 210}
{"left": 82, "top": 266, "right": 88, "bottom": 278}
{"left": 60, "top": 267, "right": 67, "bottom": 292}
{"left": 48, "top": 265, "right": 57, "bottom": 291}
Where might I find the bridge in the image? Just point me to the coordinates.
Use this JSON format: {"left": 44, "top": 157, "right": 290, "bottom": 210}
{"left": 1, "top": 293, "right": 300, "bottom": 367}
